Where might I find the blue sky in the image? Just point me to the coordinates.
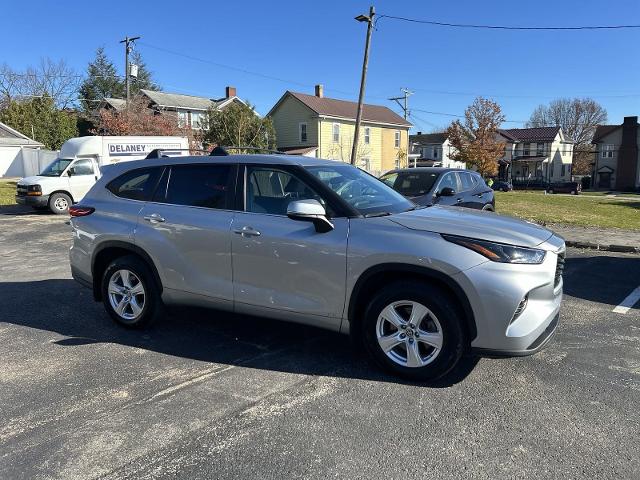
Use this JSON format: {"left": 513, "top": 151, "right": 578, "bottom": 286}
{"left": 3, "top": 0, "right": 639, "bottom": 131}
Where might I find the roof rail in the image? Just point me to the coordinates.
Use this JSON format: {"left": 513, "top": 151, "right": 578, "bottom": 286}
{"left": 145, "top": 146, "right": 284, "bottom": 159}
{"left": 144, "top": 148, "right": 208, "bottom": 159}
{"left": 212, "top": 146, "right": 284, "bottom": 155}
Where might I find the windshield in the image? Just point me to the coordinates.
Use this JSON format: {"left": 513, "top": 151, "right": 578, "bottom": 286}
{"left": 380, "top": 171, "right": 440, "bottom": 197}
{"left": 307, "top": 165, "right": 414, "bottom": 216}
{"left": 40, "top": 159, "right": 72, "bottom": 177}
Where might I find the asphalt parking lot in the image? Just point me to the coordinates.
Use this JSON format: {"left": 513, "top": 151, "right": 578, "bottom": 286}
{"left": 1, "top": 206, "right": 639, "bottom": 480}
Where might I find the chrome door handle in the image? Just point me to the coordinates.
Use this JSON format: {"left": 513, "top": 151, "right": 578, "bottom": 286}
{"left": 233, "top": 226, "right": 261, "bottom": 237}
{"left": 456, "top": 198, "right": 463, "bottom": 203}
{"left": 144, "top": 213, "right": 165, "bottom": 223}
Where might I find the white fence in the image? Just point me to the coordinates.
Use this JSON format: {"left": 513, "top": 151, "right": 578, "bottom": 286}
{"left": 0, "top": 147, "right": 58, "bottom": 178}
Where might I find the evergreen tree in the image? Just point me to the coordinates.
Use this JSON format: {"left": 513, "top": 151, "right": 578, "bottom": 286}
{"left": 0, "top": 96, "right": 78, "bottom": 150}
{"left": 78, "top": 47, "right": 123, "bottom": 113}
{"left": 129, "top": 51, "right": 161, "bottom": 95}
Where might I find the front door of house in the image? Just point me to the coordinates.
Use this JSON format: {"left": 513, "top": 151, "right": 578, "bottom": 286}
{"left": 598, "top": 172, "right": 611, "bottom": 189}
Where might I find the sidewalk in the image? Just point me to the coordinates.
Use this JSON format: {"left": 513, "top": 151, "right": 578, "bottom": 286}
{"left": 547, "top": 223, "right": 640, "bottom": 253}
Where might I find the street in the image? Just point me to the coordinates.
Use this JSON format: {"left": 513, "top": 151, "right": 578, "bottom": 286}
{"left": 1, "top": 207, "right": 639, "bottom": 480}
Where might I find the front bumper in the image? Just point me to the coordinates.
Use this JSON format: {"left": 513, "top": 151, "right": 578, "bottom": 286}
{"left": 16, "top": 194, "right": 49, "bottom": 207}
{"left": 453, "top": 236, "right": 564, "bottom": 356}
{"left": 472, "top": 313, "right": 559, "bottom": 356}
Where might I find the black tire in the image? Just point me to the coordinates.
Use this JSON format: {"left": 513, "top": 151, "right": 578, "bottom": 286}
{"left": 48, "top": 192, "right": 72, "bottom": 214}
{"left": 361, "top": 281, "right": 465, "bottom": 381}
{"left": 482, "top": 204, "right": 494, "bottom": 212}
{"left": 101, "top": 254, "right": 163, "bottom": 328}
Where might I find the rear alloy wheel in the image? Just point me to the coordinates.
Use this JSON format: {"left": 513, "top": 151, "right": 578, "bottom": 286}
{"left": 362, "top": 282, "right": 465, "bottom": 381}
{"left": 48, "top": 192, "right": 71, "bottom": 214}
{"left": 108, "top": 269, "right": 146, "bottom": 322}
{"left": 101, "top": 255, "right": 162, "bottom": 328}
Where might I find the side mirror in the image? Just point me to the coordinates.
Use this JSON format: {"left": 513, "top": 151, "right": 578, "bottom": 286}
{"left": 67, "top": 167, "right": 75, "bottom": 177}
{"left": 437, "top": 187, "right": 455, "bottom": 197}
{"left": 287, "top": 199, "right": 334, "bottom": 233}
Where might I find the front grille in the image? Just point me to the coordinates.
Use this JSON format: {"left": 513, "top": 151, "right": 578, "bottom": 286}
{"left": 16, "top": 185, "right": 27, "bottom": 197}
{"left": 554, "top": 251, "right": 565, "bottom": 287}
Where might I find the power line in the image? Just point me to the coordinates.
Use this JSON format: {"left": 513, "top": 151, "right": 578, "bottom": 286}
{"left": 409, "top": 87, "right": 640, "bottom": 100}
{"left": 377, "top": 15, "right": 640, "bottom": 31}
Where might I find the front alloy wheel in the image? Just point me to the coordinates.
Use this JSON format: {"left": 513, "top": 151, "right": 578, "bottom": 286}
{"left": 362, "top": 281, "right": 465, "bottom": 380}
{"left": 376, "top": 301, "right": 443, "bottom": 368}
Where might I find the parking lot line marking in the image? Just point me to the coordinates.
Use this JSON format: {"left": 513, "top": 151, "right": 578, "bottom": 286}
{"left": 613, "top": 286, "right": 640, "bottom": 314}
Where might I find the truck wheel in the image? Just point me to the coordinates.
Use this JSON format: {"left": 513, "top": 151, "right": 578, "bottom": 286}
{"left": 361, "top": 282, "right": 465, "bottom": 381}
{"left": 48, "top": 193, "right": 71, "bottom": 214}
{"left": 101, "top": 255, "right": 163, "bottom": 328}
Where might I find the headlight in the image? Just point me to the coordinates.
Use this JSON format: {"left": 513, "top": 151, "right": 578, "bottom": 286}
{"left": 27, "top": 185, "right": 42, "bottom": 192}
{"left": 442, "top": 234, "right": 546, "bottom": 264}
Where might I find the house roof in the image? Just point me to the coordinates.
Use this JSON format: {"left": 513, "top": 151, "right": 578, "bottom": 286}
{"left": 140, "top": 89, "right": 218, "bottom": 111}
{"left": 0, "top": 121, "right": 43, "bottom": 147}
{"left": 271, "top": 91, "right": 412, "bottom": 127}
{"left": 410, "top": 132, "right": 447, "bottom": 144}
{"left": 498, "top": 126, "right": 562, "bottom": 142}
{"left": 102, "top": 91, "right": 244, "bottom": 113}
{"left": 592, "top": 124, "right": 621, "bottom": 143}
{"left": 103, "top": 98, "right": 127, "bottom": 111}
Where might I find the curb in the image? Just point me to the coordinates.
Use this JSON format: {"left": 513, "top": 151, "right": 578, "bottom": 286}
{"left": 565, "top": 240, "right": 640, "bottom": 254}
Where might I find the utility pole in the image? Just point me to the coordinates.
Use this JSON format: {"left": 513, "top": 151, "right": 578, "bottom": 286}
{"left": 389, "top": 88, "right": 414, "bottom": 120}
{"left": 351, "top": 6, "right": 375, "bottom": 166}
{"left": 119, "top": 36, "right": 140, "bottom": 107}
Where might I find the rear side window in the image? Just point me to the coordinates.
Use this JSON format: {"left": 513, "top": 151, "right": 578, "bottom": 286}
{"left": 107, "top": 167, "right": 163, "bottom": 201}
{"left": 384, "top": 172, "right": 439, "bottom": 196}
{"left": 458, "top": 172, "right": 474, "bottom": 191}
{"left": 164, "top": 164, "right": 232, "bottom": 209}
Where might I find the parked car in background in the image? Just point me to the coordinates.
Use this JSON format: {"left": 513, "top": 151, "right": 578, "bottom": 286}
{"left": 69, "top": 154, "right": 564, "bottom": 381}
{"left": 492, "top": 180, "right": 513, "bottom": 192}
{"left": 548, "top": 181, "right": 582, "bottom": 195}
{"left": 379, "top": 168, "right": 495, "bottom": 211}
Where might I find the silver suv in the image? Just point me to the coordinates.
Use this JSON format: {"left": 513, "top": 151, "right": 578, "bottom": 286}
{"left": 69, "top": 154, "right": 564, "bottom": 380}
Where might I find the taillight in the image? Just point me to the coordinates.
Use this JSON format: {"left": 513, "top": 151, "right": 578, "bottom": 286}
{"left": 69, "top": 205, "right": 95, "bottom": 217}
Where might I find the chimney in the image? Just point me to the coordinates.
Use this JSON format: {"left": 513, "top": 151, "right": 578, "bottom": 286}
{"left": 315, "top": 84, "right": 324, "bottom": 98}
{"left": 225, "top": 86, "right": 236, "bottom": 98}
{"left": 617, "top": 116, "right": 639, "bottom": 190}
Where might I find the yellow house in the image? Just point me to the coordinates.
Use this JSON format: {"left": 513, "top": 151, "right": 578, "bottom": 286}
{"left": 267, "top": 85, "right": 412, "bottom": 174}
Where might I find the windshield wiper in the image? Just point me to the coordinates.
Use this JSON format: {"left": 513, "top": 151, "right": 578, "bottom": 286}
{"left": 364, "top": 211, "right": 392, "bottom": 218}
{"left": 405, "top": 205, "right": 428, "bottom": 212}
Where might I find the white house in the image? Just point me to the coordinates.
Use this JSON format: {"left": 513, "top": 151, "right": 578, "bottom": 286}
{"left": 408, "top": 132, "right": 465, "bottom": 169}
{"left": 497, "top": 126, "right": 573, "bottom": 185}
{"left": 102, "top": 86, "right": 245, "bottom": 130}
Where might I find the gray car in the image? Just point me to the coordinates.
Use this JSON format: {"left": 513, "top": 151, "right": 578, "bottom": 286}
{"left": 69, "top": 154, "right": 564, "bottom": 381}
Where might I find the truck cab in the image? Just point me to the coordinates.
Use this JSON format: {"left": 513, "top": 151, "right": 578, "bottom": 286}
{"left": 16, "top": 157, "right": 100, "bottom": 214}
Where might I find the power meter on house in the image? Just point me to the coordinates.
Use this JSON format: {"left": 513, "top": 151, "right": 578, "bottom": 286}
{"left": 129, "top": 64, "right": 138, "bottom": 78}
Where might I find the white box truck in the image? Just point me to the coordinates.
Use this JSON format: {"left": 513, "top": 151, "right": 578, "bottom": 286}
{"left": 16, "top": 136, "right": 189, "bottom": 214}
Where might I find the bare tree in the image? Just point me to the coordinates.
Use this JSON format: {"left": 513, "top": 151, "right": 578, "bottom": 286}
{"left": 526, "top": 98, "right": 607, "bottom": 175}
{"left": 22, "top": 58, "right": 80, "bottom": 109}
{"left": 0, "top": 58, "right": 80, "bottom": 109}
{"left": 0, "top": 63, "right": 26, "bottom": 109}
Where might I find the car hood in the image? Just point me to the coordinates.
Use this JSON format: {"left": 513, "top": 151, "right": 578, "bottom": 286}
{"left": 18, "top": 175, "right": 63, "bottom": 186}
{"left": 389, "top": 206, "right": 554, "bottom": 248}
